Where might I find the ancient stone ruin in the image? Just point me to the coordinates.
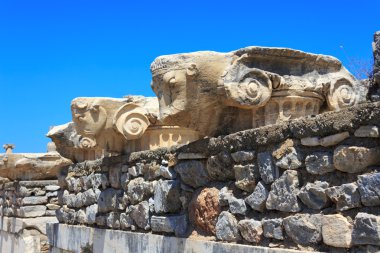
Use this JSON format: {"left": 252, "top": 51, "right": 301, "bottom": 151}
{"left": 1, "top": 33, "right": 380, "bottom": 253}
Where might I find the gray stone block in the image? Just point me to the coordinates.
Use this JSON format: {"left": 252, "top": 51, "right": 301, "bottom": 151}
{"left": 257, "top": 152, "right": 279, "bottom": 184}
{"left": 151, "top": 215, "right": 188, "bottom": 237}
{"left": 262, "top": 218, "right": 284, "bottom": 240}
{"left": 245, "top": 181, "right": 268, "bottom": 212}
{"left": 283, "top": 214, "right": 322, "bottom": 246}
{"left": 175, "top": 160, "right": 209, "bottom": 188}
{"left": 357, "top": 173, "right": 380, "bottom": 206}
{"left": 154, "top": 180, "right": 181, "bottom": 214}
{"left": 215, "top": 211, "right": 241, "bottom": 242}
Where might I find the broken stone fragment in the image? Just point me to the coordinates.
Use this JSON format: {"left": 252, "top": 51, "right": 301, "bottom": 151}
{"left": 130, "top": 201, "right": 150, "bottom": 230}
{"left": 228, "top": 196, "right": 247, "bottom": 215}
{"left": 325, "top": 183, "right": 361, "bottom": 211}
{"left": 238, "top": 219, "right": 263, "bottom": 243}
{"left": 283, "top": 214, "right": 322, "bottom": 246}
{"left": 257, "top": 151, "right": 279, "bottom": 184}
{"left": 298, "top": 181, "right": 329, "bottom": 210}
{"left": 357, "top": 172, "right": 380, "bottom": 206}
{"left": 266, "top": 170, "right": 301, "bottom": 212}
{"left": 262, "top": 218, "right": 284, "bottom": 240}
{"left": 305, "top": 152, "right": 335, "bottom": 175}
{"left": 352, "top": 212, "right": 380, "bottom": 246}
{"left": 231, "top": 151, "right": 255, "bottom": 163}
{"left": 245, "top": 181, "right": 269, "bottom": 212}
{"left": 233, "top": 164, "right": 256, "bottom": 192}
{"left": 215, "top": 211, "right": 241, "bottom": 242}
{"left": 159, "top": 165, "right": 177, "bottom": 179}
{"left": 106, "top": 212, "right": 120, "bottom": 229}
{"left": 175, "top": 160, "right": 209, "bottom": 188}
{"left": 206, "top": 151, "right": 234, "bottom": 181}
{"left": 333, "top": 146, "right": 380, "bottom": 173}
{"left": 354, "top": 125, "right": 380, "bottom": 138}
{"left": 276, "top": 147, "right": 302, "bottom": 170}
{"left": 151, "top": 214, "right": 188, "bottom": 237}
{"left": 56, "top": 206, "right": 76, "bottom": 224}
{"left": 154, "top": 179, "right": 181, "bottom": 213}
{"left": 120, "top": 212, "right": 134, "bottom": 230}
{"left": 76, "top": 209, "right": 87, "bottom": 224}
{"left": 322, "top": 214, "right": 353, "bottom": 248}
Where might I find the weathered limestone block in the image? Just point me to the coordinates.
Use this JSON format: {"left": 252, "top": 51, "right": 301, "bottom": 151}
{"left": 231, "top": 151, "right": 255, "bottom": 163}
{"left": 305, "top": 152, "right": 335, "bottom": 175}
{"left": 22, "top": 196, "right": 48, "bottom": 205}
{"left": 320, "top": 132, "right": 349, "bottom": 147}
{"left": 322, "top": 214, "right": 353, "bottom": 248}
{"left": 154, "top": 179, "right": 181, "bottom": 213}
{"left": 266, "top": 170, "right": 301, "bottom": 212}
{"left": 127, "top": 177, "right": 154, "bottom": 204}
{"left": 262, "top": 218, "right": 284, "bottom": 240}
{"left": 273, "top": 140, "right": 303, "bottom": 170}
{"left": 151, "top": 47, "right": 360, "bottom": 136}
{"left": 151, "top": 215, "right": 188, "bottom": 237}
{"left": 333, "top": 146, "right": 380, "bottom": 173}
{"left": 189, "top": 187, "right": 221, "bottom": 235}
{"left": 298, "top": 181, "right": 329, "bottom": 210}
{"left": 106, "top": 212, "right": 120, "bottom": 229}
{"left": 283, "top": 214, "right": 322, "bottom": 246}
{"left": 175, "top": 160, "right": 209, "bottom": 188}
{"left": 97, "top": 188, "right": 122, "bottom": 213}
{"left": 81, "top": 188, "right": 98, "bottom": 206}
{"left": 257, "top": 152, "right": 279, "bottom": 184}
{"left": 130, "top": 201, "right": 150, "bottom": 230}
{"left": 18, "top": 205, "right": 47, "bottom": 218}
{"left": 76, "top": 209, "right": 87, "bottom": 224}
{"left": 238, "top": 219, "right": 263, "bottom": 243}
{"left": 352, "top": 212, "right": 380, "bottom": 246}
{"left": 326, "top": 183, "right": 361, "bottom": 211}
{"left": 233, "top": 164, "right": 256, "bottom": 192}
{"left": 357, "top": 173, "right": 380, "bottom": 206}
{"left": 85, "top": 204, "right": 98, "bottom": 224}
{"left": 45, "top": 185, "right": 60, "bottom": 191}
{"left": 143, "top": 162, "right": 161, "bottom": 181}
{"left": 245, "top": 181, "right": 269, "bottom": 212}
{"left": 206, "top": 151, "right": 234, "bottom": 181}
{"left": 215, "top": 211, "right": 241, "bottom": 242}
{"left": 109, "top": 166, "right": 122, "bottom": 188}
{"left": 159, "top": 165, "right": 176, "bottom": 179}
{"left": 355, "top": 125, "right": 380, "bottom": 137}
{"left": 120, "top": 212, "right": 134, "bottom": 230}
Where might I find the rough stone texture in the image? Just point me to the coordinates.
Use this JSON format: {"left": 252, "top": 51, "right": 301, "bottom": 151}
{"left": 18, "top": 205, "right": 47, "bottom": 218}
{"left": 126, "top": 177, "right": 153, "bottom": 204}
{"left": 355, "top": 125, "right": 380, "bottom": 137}
{"left": 175, "top": 160, "right": 209, "bottom": 188}
{"left": 373, "top": 31, "right": 380, "bottom": 87}
{"left": 151, "top": 215, "right": 188, "bottom": 237}
{"left": 266, "top": 170, "right": 301, "bottom": 212}
{"left": 357, "top": 172, "right": 380, "bottom": 206}
{"left": 97, "top": 188, "right": 122, "bottom": 213}
{"left": 298, "top": 181, "right": 329, "bottom": 210}
{"left": 109, "top": 166, "right": 121, "bottom": 188}
{"left": 106, "top": 212, "right": 120, "bottom": 229}
{"left": 154, "top": 180, "right": 181, "bottom": 214}
{"left": 238, "top": 219, "right": 263, "bottom": 243}
{"left": 81, "top": 188, "right": 98, "bottom": 206}
{"left": 231, "top": 151, "right": 255, "bottom": 163}
{"left": 300, "top": 137, "right": 320, "bottom": 146}
{"left": 206, "top": 151, "right": 234, "bottom": 181}
{"left": 352, "top": 212, "right": 380, "bottom": 246}
{"left": 257, "top": 152, "right": 279, "bottom": 184}
{"left": 159, "top": 165, "right": 176, "bottom": 179}
{"left": 85, "top": 204, "right": 98, "bottom": 224}
{"left": 333, "top": 146, "right": 380, "bottom": 173}
{"left": 22, "top": 196, "right": 48, "bottom": 205}
{"left": 275, "top": 147, "right": 303, "bottom": 170}
{"left": 283, "top": 214, "right": 322, "bottom": 246}
{"left": 245, "top": 181, "right": 269, "bottom": 212}
{"left": 233, "top": 164, "right": 256, "bottom": 192}
{"left": 262, "top": 218, "right": 284, "bottom": 240}
{"left": 305, "top": 152, "right": 335, "bottom": 175}
{"left": 215, "top": 211, "right": 241, "bottom": 242}
{"left": 325, "top": 183, "right": 361, "bottom": 211}
{"left": 120, "top": 212, "right": 134, "bottom": 230}
{"left": 189, "top": 187, "right": 221, "bottom": 235}
{"left": 130, "top": 201, "right": 150, "bottom": 230}
{"left": 322, "top": 214, "right": 353, "bottom": 248}
{"left": 228, "top": 196, "right": 247, "bottom": 215}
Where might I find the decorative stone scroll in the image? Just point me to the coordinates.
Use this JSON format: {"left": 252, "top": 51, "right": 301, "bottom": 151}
{"left": 151, "top": 47, "right": 361, "bottom": 136}
{"left": 48, "top": 96, "right": 200, "bottom": 161}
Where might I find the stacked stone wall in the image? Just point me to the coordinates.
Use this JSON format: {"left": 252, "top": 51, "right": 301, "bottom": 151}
{"left": 55, "top": 102, "right": 380, "bottom": 252}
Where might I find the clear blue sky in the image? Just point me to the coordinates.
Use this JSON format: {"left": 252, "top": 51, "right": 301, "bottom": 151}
{"left": 0, "top": 0, "right": 379, "bottom": 153}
